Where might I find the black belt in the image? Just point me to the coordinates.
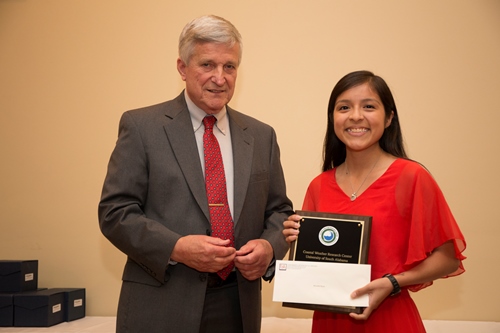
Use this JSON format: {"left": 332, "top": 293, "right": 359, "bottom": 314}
{"left": 206, "top": 271, "right": 237, "bottom": 288}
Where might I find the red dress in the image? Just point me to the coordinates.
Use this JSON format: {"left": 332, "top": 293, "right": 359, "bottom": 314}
{"left": 303, "top": 159, "right": 466, "bottom": 333}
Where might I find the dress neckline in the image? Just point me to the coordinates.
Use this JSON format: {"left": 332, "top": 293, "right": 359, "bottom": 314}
{"left": 332, "top": 157, "right": 401, "bottom": 201}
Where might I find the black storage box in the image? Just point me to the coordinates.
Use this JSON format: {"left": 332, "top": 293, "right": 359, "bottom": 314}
{"left": 49, "top": 288, "right": 86, "bottom": 321}
{"left": 13, "top": 289, "right": 65, "bottom": 327}
{"left": 0, "top": 260, "right": 38, "bottom": 292}
{"left": 0, "top": 293, "right": 14, "bottom": 326}
{"left": 0, "top": 289, "right": 48, "bottom": 327}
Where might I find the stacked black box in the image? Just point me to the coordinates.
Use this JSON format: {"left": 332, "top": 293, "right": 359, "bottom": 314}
{"left": 0, "top": 260, "right": 39, "bottom": 327}
{"left": 13, "top": 289, "right": 65, "bottom": 327}
{"left": 49, "top": 288, "right": 86, "bottom": 321}
{"left": 0, "top": 294, "right": 14, "bottom": 326}
{"left": 0, "top": 260, "right": 38, "bottom": 292}
{"left": 0, "top": 260, "right": 86, "bottom": 327}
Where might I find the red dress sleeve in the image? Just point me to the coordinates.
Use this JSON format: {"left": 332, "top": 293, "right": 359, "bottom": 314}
{"left": 302, "top": 170, "right": 335, "bottom": 212}
{"left": 302, "top": 178, "right": 319, "bottom": 211}
{"left": 396, "top": 162, "right": 466, "bottom": 291}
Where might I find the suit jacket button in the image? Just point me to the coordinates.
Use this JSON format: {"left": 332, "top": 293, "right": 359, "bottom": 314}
{"left": 199, "top": 274, "right": 207, "bottom": 282}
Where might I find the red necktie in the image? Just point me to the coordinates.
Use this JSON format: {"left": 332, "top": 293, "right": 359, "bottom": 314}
{"left": 203, "top": 116, "right": 235, "bottom": 279}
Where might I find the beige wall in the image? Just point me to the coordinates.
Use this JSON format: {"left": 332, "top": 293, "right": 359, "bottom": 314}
{"left": 1, "top": 0, "right": 499, "bottom": 322}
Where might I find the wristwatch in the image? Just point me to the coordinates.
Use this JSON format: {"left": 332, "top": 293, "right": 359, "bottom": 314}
{"left": 383, "top": 273, "right": 401, "bottom": 296}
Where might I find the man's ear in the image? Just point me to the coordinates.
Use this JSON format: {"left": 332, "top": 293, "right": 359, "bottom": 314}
{"left": 177, "top": 58, "right": 187, "bottom": 81}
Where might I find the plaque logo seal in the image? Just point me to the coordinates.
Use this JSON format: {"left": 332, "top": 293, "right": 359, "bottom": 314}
{"left": 318, "top": 226, "right": 339, "bottom": 246}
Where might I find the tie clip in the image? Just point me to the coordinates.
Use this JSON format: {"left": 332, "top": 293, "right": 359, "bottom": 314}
{"left": 209, "top": 203, "right": 225, "bottom": 207}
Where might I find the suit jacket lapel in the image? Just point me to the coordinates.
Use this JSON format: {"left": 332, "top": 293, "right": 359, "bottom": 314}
{"left": 161, "top": 95, "right": 254, "bottom": 227}
{"left": 228, "top": 108, "right": 254, "bottom": 225}
{"left": 162, "top": 93, "right": 210, "bottom": 223}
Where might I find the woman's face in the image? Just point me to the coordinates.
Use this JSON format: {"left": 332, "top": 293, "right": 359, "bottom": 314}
{"left": 333, "top": 83, "right": 393, "bottom": 153}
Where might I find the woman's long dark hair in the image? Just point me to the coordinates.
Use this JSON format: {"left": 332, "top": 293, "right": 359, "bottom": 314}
{"left": 322, "top": 70, "right": 408, "bottom": 172}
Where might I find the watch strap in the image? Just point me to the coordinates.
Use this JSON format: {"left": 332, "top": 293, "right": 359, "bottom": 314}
{"left": 383, "top": 273, "right": 401, "bottom": 296}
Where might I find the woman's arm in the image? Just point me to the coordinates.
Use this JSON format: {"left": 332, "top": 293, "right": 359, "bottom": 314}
{"left": 349, "top": 241, "right": 460, "bottom": 320}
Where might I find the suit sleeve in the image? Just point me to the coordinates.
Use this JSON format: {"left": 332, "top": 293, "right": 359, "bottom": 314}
{"left": 98, "top": 112, "right": 180, "bottom": 283}
{"left": 260, "top": 128, "right": 294, "bottom": 279}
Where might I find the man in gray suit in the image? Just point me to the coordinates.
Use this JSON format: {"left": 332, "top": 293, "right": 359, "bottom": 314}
{"left": 98, "top": 15, "right": 293, "bottom": 333}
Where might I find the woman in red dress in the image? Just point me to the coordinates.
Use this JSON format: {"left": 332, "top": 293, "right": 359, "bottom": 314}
{"left": 283, "top": 71, "right": 466, "bottom": 333}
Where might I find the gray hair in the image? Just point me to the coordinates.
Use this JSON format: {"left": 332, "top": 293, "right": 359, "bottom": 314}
{"left": 178, "top": 15, "right": 243, "bottom": 64}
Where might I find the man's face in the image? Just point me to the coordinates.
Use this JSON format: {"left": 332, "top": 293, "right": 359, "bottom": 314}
{"left": 177, "top": 42, "right": 240, "bottom": 114}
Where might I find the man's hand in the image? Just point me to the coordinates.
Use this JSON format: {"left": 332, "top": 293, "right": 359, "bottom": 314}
{"left": 234, "top": 239, "right": 273, "bottom": 281}
{"left": 170, "top": 235, "right": 236, "bottom": 272}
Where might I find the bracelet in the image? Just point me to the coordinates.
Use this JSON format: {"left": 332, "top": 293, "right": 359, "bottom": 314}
{"left": 383, "top": 273, "right": 401, "bottom": 296}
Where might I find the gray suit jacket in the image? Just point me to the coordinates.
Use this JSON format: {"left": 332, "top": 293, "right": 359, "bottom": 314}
{"left": 98, "top": 92, "right": 293, "bottom": 333}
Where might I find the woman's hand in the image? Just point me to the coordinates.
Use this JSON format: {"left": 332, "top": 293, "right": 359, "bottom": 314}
{"left": 349, "top": 277, "right": 394, "bottom": 320}
{"left": 349, "top": 241, "right": 460, "bottom": 321}
{"left": 282, "top": 214, "right": 302, "bottom": 243}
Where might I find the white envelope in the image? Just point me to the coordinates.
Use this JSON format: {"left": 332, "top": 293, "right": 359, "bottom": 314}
{"left": 273, "top": 260, "right": 371, "bottom": 307}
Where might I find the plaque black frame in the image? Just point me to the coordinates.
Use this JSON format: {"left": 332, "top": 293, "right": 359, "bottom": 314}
{"left": 282, "top": 210, "right": 372, "bottom": 314}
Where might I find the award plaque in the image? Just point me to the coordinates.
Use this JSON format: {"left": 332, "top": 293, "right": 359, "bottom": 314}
{"left": 282, "top": 210, "right": 372, "bottom": 314}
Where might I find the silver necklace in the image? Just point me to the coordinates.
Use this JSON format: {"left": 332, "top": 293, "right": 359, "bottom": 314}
{"left": 344, "top": 156, "right": 380, "bottom": 201}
